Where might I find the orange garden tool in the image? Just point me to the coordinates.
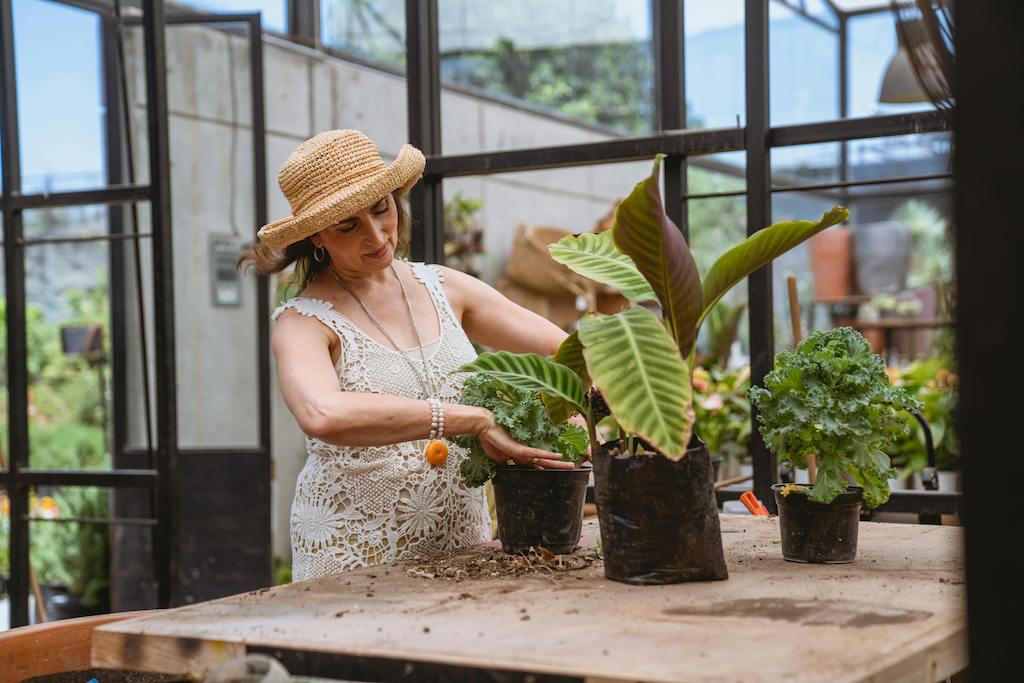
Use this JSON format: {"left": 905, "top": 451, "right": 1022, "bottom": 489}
{"left": 740, "top": 491, "right": 770, "bottom": 516}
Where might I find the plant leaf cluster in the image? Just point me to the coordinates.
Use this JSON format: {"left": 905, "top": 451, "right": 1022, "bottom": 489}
{"left": 448, "top": 155, "right": 848, "bottom": 462}
{"left": 749, "top": 327, "right": 922, "bottom": 507}
{"left": 455, "top": 374, "right": 588, "bottom": 487}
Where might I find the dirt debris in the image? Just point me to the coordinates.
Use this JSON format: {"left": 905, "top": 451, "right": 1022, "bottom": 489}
{"left": 404, "top": 545, "right": 600, "bottom": 582}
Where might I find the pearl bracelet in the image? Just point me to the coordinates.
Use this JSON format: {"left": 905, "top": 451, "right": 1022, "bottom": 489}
{"left": 428, "top": 398, "right": 445, "bottom": 440}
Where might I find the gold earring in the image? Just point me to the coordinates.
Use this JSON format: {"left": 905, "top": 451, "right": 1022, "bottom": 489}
{"left": 313, "top": 245, "right": 326, "bottom": 263}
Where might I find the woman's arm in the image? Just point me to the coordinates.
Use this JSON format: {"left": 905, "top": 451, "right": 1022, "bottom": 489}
{"left": 439, "top": 266, "right": 568, "bottom": 356}
{"left": 272, "top": 310, "right": 573, "bottom": 468}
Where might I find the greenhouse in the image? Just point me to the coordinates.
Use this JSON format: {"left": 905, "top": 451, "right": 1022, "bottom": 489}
{"left": 0, "top": 1, "right": 1019, "bottom": 681}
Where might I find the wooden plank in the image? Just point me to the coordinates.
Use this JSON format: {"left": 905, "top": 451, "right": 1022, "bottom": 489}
{"left": 92, "top": 631, "right": 244, "bottom": 678}
{"left": 0, "top": 611, "right": 153, "bottom": 683}
{"left": 94, "top": 516, "right": 966, "bottom": 683}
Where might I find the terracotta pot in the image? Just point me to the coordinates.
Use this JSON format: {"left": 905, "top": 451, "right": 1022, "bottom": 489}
{"left": 808, "top": 227, "right": 853, "bottom": 301}
{"left": 861, "top": 328, "right": 886, "bottom": 354}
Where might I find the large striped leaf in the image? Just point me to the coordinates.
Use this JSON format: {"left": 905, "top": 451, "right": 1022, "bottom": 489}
{"left": 460, "top": 351, "right": 586, "bottom": 414}
{"left": 699, "top": 206, "right": 850, "bottom": 330}
{"left": 613, "top": 154, "right": 703, "bottom": 358}
{"left": 543, "top": 331, "right": 592, "bottom": 424}
{"left": 548, "top": 231, "right": 657, "bottom": 302}
{"left": 578, "top": 307, "right": 694, "bottom": 460}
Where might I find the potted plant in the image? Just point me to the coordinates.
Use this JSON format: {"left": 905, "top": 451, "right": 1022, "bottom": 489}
{"left": 749, "top": 327, "right": 921, "bottom": 563}
{"left": 808, "top": 224, "right": 853, "bottom": 301}
{"left": 454, "top": 373, "right": 590, "bottom": 554}
{"left": 461, "top": 155, "right": 849, "bottom": 583}
{"left": 692, "top": 365, "right": 752, "bottom": 480}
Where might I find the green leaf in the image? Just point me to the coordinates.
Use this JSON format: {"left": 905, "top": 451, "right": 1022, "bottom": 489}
{"left": 700, "top": 207, "right": 850, "bottom": 331}
{"left": 460, "top": 351, "right": 586, "bottom": 414}
{"left": 455, "top": 434, "right": 497, "bottom": 488}
{"left": 578, "top": 307, "right": 693, "bottom": 459}
{"left": 612, "top": 154, "right": 704, "bottom": 356}
{"left": 543, "top": 331, "right": 592, "bottom": 424}
{"left": 548, "top": 230, "right": 657, "bottom": 302}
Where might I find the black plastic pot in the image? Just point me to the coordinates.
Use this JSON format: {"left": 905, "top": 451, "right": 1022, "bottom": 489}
{"left": 592, "top": 437, "right": 728, "bottom": 584}
{"left": 41, "top": 584, "right": 107, "bottom": 622}
{"left": 773, "top": 484, "right": 864, "bottom": 563}
{"left": 491, "top": 463, "right": 591, "bottom": 554}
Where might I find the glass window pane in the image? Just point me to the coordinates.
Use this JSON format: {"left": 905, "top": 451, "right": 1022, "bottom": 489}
{"left": 685, "top": 0, "right": 745, "bottom": 129}
{"left": 174, "top": 1, "right": 287, "bottom": 33}
{"left": 772, "top": 142, "right": 842, "bottom": 186}
{"left": 440, "top": 160, "right": 651, "bottom": 323}
{"left": 685, "top": 191, "right": 749, "bottom": 361}
{"left": 848, "top": 12, "right": 937, "bottom": 118}
{"left": 30, "top": 487, "right": 112, "bottom": 621}
{"left": 23, "top": 214, "right": 114, "bottom": 471}
{"left": 769, "top": 1, "right": 839, "bottom": 126}
{"left": 775, "top": 0, "right": 839, "bottom": 29}
{"left": 321, "top": 0, "right": 406, "bottom": 68}
{"left": 438, "top": 0, "right": 654, "bottom": 152}
{"left": 14, "top": 0, "right": 105, "bottom": 194}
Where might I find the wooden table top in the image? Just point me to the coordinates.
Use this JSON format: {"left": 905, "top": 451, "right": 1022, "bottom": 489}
{"left": 93, "top": 516, "right": 966, "bottom": 683}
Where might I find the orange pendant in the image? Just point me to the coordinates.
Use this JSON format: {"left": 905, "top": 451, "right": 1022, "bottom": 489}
{"left": 425, "top": 440, "right": 448, "bottom": 467}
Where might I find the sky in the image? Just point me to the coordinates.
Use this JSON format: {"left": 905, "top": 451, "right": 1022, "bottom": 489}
{"left": 4, "top": 0, "right": 930, "bottom": 193}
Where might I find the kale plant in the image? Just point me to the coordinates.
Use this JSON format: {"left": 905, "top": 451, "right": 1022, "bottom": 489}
{"left": 455, "top": 374, "right": 588, "bottom": 487}
{"left": 748, "top": 327, "right": 922, "bottom": 508}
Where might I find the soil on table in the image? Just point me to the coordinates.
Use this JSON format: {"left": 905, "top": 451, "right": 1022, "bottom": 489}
{"left": 24, "top": 670, "right": 190, "bottom": 683}
{"left": 404, "top": 544, "right": 601, "bottom": 582}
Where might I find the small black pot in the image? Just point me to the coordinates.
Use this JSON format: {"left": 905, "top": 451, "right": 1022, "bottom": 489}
{"left": 593, "top": 437, "right": 728, "bottom": 585}
{"left": 41, "top": 584, "right": 107, "bottom": 622}
{"left": 491, "top": 463, "right": 591, "bottom": 554}
{"left": 773, "top": 484, "right": 864, "bottom": 564}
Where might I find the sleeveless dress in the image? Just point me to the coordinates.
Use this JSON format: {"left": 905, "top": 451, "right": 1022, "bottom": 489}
{"left": 272, "top": 262, "right": 490, "bottom": 581}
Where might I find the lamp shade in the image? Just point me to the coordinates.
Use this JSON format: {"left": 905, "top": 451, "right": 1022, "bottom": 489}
{"left": 879, "top": 46, "right": 929, "bottom": 104}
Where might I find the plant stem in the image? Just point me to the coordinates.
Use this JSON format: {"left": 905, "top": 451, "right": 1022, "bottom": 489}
{"left": 586, "top": 400, "right": 599, "bottom": 460}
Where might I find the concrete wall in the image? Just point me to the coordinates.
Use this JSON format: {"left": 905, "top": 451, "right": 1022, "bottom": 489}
{"left": 124, "top": 25, "right": 648, "bottom": 563}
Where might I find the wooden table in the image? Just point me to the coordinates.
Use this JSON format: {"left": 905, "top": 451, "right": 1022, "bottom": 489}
{"left": 93, "top": 516, "right": 966, "bottom": 683}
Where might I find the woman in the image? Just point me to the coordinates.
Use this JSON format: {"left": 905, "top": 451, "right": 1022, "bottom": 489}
{"left": 241, "top": 129, "right": 574, "bottom": 581}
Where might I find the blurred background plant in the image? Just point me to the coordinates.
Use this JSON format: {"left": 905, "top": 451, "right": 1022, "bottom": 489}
{"left": 894, "top": 199, "right": 954, "bottom": 317}
{"left": 0, "top": 278, "right": 112, "bottom": 612}
{"left": 692, "top": 365, "right": 752, "bottom": 478}
{"left": 443, "top": 191, "right": 486, "bottom": 277}
{"left": 888, "top": 354, "right": 959, "bottom": 476}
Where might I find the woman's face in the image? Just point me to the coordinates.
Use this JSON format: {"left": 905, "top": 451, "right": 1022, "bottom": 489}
{"left": 312, "top": 192, "right": 398, "bottom": 276}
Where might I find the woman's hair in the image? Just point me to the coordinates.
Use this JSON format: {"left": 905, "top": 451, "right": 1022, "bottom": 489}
{"left": 238, "top": 190, "right": 411, "bottom": 292}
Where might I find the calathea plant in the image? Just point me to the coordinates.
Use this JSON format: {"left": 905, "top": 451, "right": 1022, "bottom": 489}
{"left": 461, "top": 154, "right": 849, "bottom": 459}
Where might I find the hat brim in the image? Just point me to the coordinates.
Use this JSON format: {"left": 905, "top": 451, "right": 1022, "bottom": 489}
{"left": 258, "top": 144, "right": 425, "bottom": 251}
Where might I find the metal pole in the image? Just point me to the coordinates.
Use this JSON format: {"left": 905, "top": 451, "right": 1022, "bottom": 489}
{"left": 954, "top": 1, "right": 1024, "bottom": 676}
{"left": 654, "top": 0, "right": 688, "bottom": 241}
{"left": 250, "top": 13, "right": 274, "bottom": 586}
{"left": 745, "top": 0, "right": 777, "bottom": 512}
{"left": 0, "top": 0, "right": 31, "bottom": 628}
{"left": 141, "top": 0, "right": 179, "bottom": 608}
{"left": 838, "top": 13, "right": 849, "bottom": 207}
{"left": 405, "top": 0, "right": 444, "bottom": 264}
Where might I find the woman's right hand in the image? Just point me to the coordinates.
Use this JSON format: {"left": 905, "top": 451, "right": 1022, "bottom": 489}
{"left": 476, "top": 412, "right": 576, "bottom": 470}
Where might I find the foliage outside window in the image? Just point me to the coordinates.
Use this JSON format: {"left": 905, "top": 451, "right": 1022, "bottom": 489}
{"left": 0, "top": 281, "right": 112, "bottom": 606}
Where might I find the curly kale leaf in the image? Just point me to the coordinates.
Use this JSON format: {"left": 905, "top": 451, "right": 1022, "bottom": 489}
{"left": 455, "top": 374, "right": 589, "bottom": 487}
{"left": 748, "top": 327, "right": 922, "bottom": 507}
{"left": 455, "top": 433, "right": 496, "bottom": 488}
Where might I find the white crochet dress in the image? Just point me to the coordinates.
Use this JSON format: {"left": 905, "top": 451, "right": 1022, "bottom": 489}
{"left": 272, "top": 262, "right": 490, "bottom": 581}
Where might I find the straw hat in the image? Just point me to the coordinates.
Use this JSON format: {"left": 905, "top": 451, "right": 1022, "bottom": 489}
{"left": 258, "top": 129, "right": 425, "bottom": 251}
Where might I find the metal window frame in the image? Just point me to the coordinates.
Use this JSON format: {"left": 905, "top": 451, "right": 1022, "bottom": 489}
{"left": 403, "top": 0, "right": 957, "bottom": 519}
{"left": 1, "top": 2, "right": 270, "bottom": 627}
